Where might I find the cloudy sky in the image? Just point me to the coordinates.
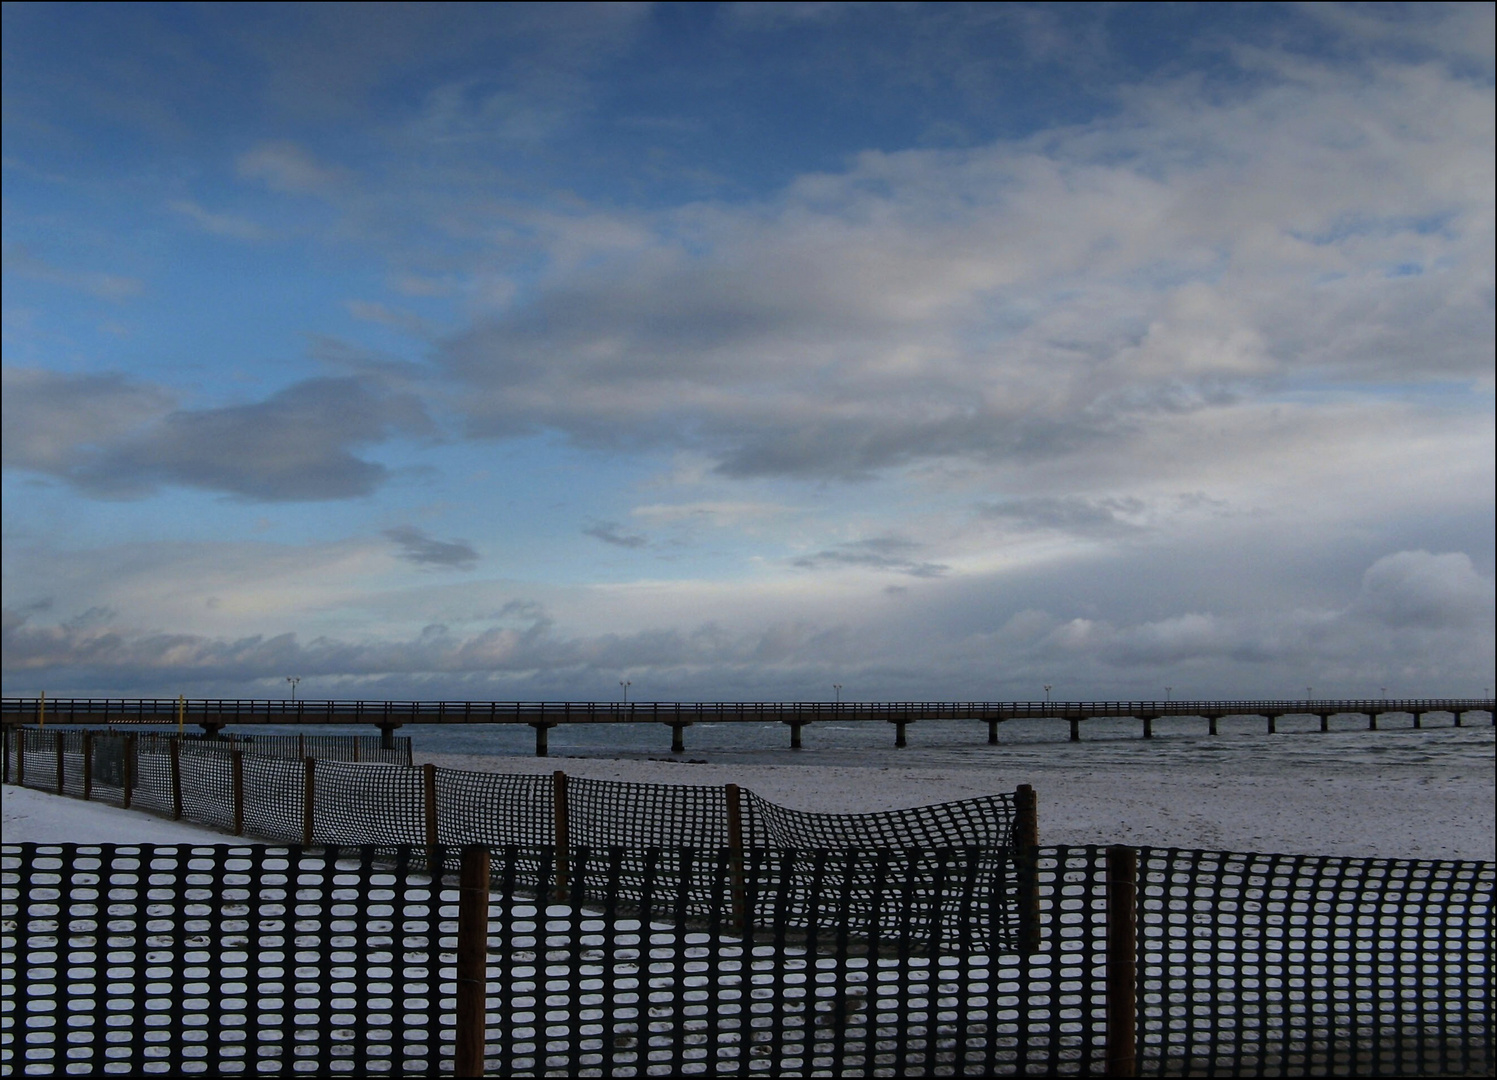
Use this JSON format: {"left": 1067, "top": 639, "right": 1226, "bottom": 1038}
{"left": 3, "top": 2, "right": 1493, "bottom": 702}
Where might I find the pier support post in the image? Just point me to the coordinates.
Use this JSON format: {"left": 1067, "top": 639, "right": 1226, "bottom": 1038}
{"left": 1411, "top": 711, "right": 1422, "bottom": 729}
{"left": 1318, "top": 713, "right": 1329, "bottom": 733}
{"left": 669, "top": 722, "right": 690, "bottom": 754}
{"left": 531, "top": 722, "right": 555, "bottom": 758}
{"left": 785, "top": 720, "right": 804, "bottom": 749}
{"left": 198, "top": 721, "right": 225, "bottom": 738}
{"left": 988, "top": 719, "right": 999, "bottom": 745}
{"left": 1367, "top": 712, "right": 1377, "bottom": 731}
{"left": 1069, "top": 718, "right": 1080, "bottom": 742}
{"left": 1142, "top": 717, "right": 1154, "bottom": 739}
{"left": 1208, "top": 716, "right": 1218, "bottom": 736}
{"left": 892, "top": 720, "right": 908, "bottom": 748}
{"left": 1451, "top": 711, "right": 1459, "bottom": 728}
{"left": 1267, "top": 715, "right": 1277, "bottom": 735}
{"left": 378, "top": 723, "right": 401, "bottom": 750}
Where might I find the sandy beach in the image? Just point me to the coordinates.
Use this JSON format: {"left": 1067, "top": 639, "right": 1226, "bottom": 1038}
{"left": 6, "top": 722, "right": 1491, "bottom": 860}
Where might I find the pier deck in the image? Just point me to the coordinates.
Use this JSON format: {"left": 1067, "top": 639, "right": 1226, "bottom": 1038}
{"left": 2, "top": 697, "right": 1491, "bottom": 755}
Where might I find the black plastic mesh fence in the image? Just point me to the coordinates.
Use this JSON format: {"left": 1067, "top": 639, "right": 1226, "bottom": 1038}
{"left": 744, "top": 789, "right": 1015, "bottom": 849}
{"left": 2, "top": 843, "right": 1490, "bottom": 1077}
{"left": 1, "top": 728, "right": 410, "bottom": 780}
{"left": 0, "top": 843, "right": 1100, "bottom": 1077}
{"left": 312, "top": 760, "right": 426, "bottom": 847}
{"left": 239, "top": 756, "right": 305, "bottom": 845}
{"left": 1135, "top": 847, "right": 1494, "bottom": 1077}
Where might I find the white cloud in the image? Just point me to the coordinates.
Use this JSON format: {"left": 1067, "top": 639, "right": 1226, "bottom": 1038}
{"left": 437, "top": 48, "right": 1492, "bottom": 483}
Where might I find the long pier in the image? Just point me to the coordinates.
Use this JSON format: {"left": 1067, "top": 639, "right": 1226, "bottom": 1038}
{"left": 2, "top": 697, "right": 1491, "bottom": 756}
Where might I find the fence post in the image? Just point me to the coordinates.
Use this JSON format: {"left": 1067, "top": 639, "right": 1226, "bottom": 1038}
{"left": 302, "top": 757, "right": 316, "bottom": 847}
{"left": 725, "top": 783, "right": 748, "bottom": 931}
{"left": 15, "top": 727, "right": 23, "bottom": 787}
{"left": 170, "top": 737, "right": 183, "bottom": 820}
{"left": 123, "top": 733, "right": 135, "bottom": 808}
{"left": 2, "top": 726, "right": 9, "bottom": 785}
{"left": 423, "top": 763, "right": 439, "bottom": 871}
{"left": 232, "top": 750, "right": 245, "bottom": 836}
{"left": 83, "top": 731, "right": 93, "bottom": 801}
{"left": 553, "top": 770, "right": 570, "bottom": 901}
{"left": 455, "top": 846, "right": 491, "bottom": 1078}
{"left": 1106, "top": 845, "right": 1138, "bottom": 1078}
{"left": 56, "top": 731, "right": 65, "bottom": 795}
{"left": 1014, "top": 784, "right": 1039, "bottom": 955}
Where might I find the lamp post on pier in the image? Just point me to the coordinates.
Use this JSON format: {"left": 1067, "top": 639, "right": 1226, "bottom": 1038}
{"left": 1043, "top": 685, "right": 1052, "bottom": 704}
{"left": 286, "top": 676, "right": 300, "bottom": 701}
{"left": 619, "top": 680, "right": 631, "bottom": 705}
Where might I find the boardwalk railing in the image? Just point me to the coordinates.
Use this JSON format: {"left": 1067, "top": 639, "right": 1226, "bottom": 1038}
{"left": 2, "top": 842, "right": 1489, "bottom": 1077}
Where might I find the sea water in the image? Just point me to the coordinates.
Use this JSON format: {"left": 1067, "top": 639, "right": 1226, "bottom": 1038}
{"left": 220, "top": 710, "right": 1494, "bottom": 774}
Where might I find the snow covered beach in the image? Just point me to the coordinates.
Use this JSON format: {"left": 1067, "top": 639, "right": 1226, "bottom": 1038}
{"left": 7, "top": 719, "right": 1491, "bottom": 859}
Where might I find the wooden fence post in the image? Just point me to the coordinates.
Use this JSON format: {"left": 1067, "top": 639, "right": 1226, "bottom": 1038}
{"left": 1014, "top": 784, "right": 1039, "bottom": 955}
{"left": 302, "top": 757, "right": 316, "bottom": 847}
{"left": 2, "top": 726, "right": 9, "bottom": 785}
{"left": 553, "top": 770, "right": 570, "bottom": 901}
{"left": 122, "top": 733, "right": 135, "bottom": 809}
{"left": 83, "top": 731, "right": 93, "bottom": 801}
{"left": 725, "top": 783, "right": 748, "bottom": 931}
{"left": 55, "top": 731, "right": 65, "bottom": 795}
{"left": 15, "top": 727, "right": 23, "bottom": 787}
{"left": 170, "top": 737, "right": 183, "bottom": 820}
{"left": 455, "top": 846, "right": 491, "bottom": 1078}
{"left": 232, "top": 750, "right": 245, "bottom": 836}
{"left": 1105, "top": 845, "right": 1138, "bottom": 1078}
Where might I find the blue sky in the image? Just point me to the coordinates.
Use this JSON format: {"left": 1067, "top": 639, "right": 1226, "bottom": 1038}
{"left": 3, "top": 2, "right": 1493, "bottom": 701}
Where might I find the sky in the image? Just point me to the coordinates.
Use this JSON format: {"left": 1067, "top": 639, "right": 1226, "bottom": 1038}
{"left": 2, "top": 2, "right": 1493, "bottom": 703}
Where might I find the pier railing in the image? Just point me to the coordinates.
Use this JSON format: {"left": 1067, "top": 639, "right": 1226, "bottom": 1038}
{"left": 5, "top": 695, "right": 1492, "bottom": 724}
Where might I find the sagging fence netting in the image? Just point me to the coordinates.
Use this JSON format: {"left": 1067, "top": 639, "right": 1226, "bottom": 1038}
{"left": 1, "top": 843, "right": 1490, "bottom": 1077}
{"left": 1, "top": 726, "right": 1023, "bottom": 952}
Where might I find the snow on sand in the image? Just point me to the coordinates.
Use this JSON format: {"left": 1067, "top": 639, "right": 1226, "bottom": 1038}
{"left": 5, "top": 727, "right": 1492, "bottom": 859}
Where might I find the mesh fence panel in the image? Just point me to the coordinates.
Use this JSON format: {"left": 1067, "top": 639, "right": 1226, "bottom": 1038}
{"left": 569, "top": 776, "right": 730, "bottom": 848}
{"left": 5, "top": 843, "right": 1490, "bottom": 1077}
{"left": 432, "top": 767, "right": 552, "bottom": 847}
{"left": 128, "top": 746, "right": 173, "bottom": 817}
{"left": 179, "top": 747, "right": 237, "bottom": 832}
{"left": 1136, "top": 848, "right": 1495, "bottom": 1078}
{"left": 1, "top": 842, "right": 1105, "bottom": 1078}
{"left": 0, "top": 844, "right": 451, "bottom": 1076}
{"left": 312, "top": 761, "right": 425, "bottom": 847}
{"left": 239, "top": 756, "right": 306, "bottom": 844}
{"left": 744, "top": 790, "right": 1016, "bottom": 850}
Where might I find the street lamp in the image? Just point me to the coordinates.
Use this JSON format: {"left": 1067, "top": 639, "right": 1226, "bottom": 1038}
{"left": 619, "top": 680, "right": 631, "bottom": 705}
{"left": 1381, "top": 687, "right": 1387, "bottom": 700}
{"left": 286, "top": 676, "right": 301, "bottom": 701}
{"left": 1043, "top": 684, "right": 1052, "bottom": 703}
{"left": 1165, "top": 686, "right": 1172, "bottom": 703}
{"left": 833, "top": 684, "right": 843, "bottom": 706}
{"left": 1306, "top": 686, "right": 1313, "bottom": 701}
